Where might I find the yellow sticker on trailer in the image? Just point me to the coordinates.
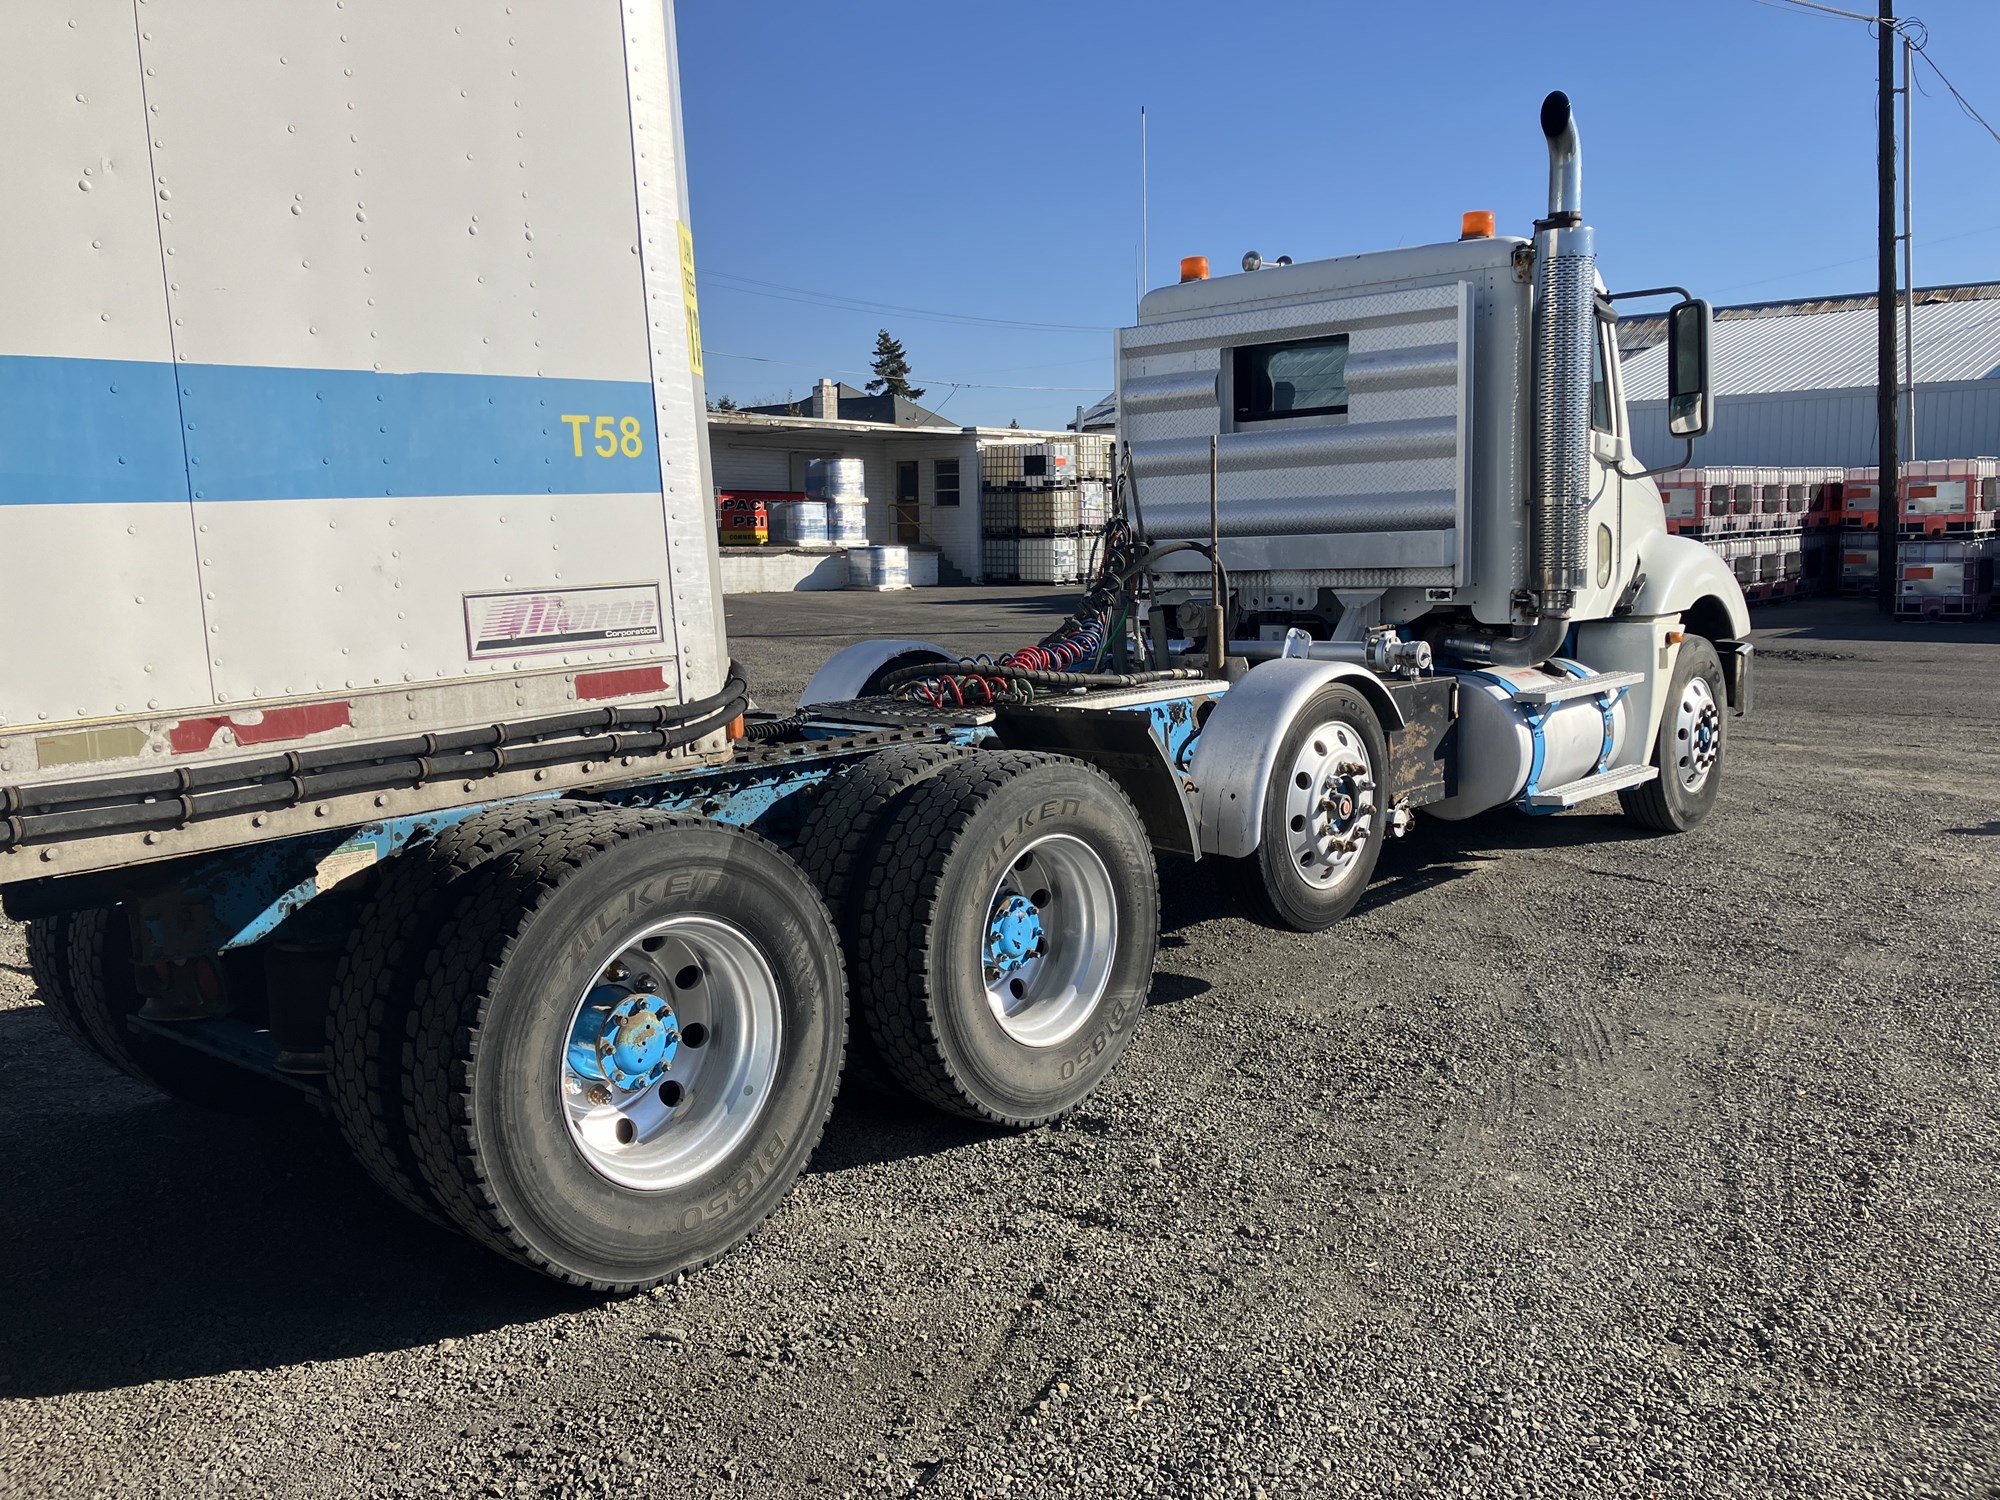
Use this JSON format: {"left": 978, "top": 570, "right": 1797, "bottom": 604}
{"left": 678, "top": 221, "right": 703, "bottom": 377}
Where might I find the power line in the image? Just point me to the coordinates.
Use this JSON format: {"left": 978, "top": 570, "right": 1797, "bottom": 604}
{"left": 702, "top": 271, "right": 1112, "bottom": 335}
{"left": 700, "top": 348, "right": 1105, "bottom": 393}
{"left": 1751, "top": 0, "right": 2000, "bottom": 150}
{"left": 1911, "top": 45, "right": 2000, "bottom": 149}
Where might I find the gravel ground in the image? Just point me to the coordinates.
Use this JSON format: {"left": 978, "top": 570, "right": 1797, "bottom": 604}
{"left": 3, "top": 592, "right": 1997, "bottom": 1500}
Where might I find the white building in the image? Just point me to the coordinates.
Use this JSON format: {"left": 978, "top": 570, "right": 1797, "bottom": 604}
{"left": 1621, "top": 282, "right": 2000, "bottom": 469}
{"left": 707, "top": 378, "right": 1088, "bottom": 584}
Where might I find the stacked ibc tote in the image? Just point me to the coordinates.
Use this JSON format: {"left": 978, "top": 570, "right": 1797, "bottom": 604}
{"left": 1655, "top": 467, "right": 1842, "bottom": 603}
{"left": 1658, "top": 460, "right": 1997, "bottom": 619}
{"left": 981, "top": 436, "right": 1113, "bottom": 584}
{"left": 1887, "top": 459, "right": 1998, "bottom": 619}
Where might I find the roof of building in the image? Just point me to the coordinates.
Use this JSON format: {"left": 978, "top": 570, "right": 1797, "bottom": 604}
{"left": 1620, "top": 281, "right": 2000, "bottom": 401}
{"left": 738, "top": 381, "right": 955, "bottom": 427}
{"left": 1073, "top": 392, "right": 1117, "bottom": 431}
{"left": 706, "top": 411, "right": 1079, "bottom": 443}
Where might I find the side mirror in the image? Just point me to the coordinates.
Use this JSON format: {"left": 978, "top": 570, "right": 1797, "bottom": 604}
{"left": 1666, "top": 298, "right": 1712, "bottom": 438}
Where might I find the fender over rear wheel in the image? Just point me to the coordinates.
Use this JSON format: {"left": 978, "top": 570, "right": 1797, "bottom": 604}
{"left": 1224, "top": 683, "right": 1389, "bottom": 932}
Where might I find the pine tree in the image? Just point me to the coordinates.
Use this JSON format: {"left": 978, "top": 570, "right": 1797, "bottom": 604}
{"left": 707, "top": 393, "right": 738, "bottom": 412}
{"left": 866, "top": 330, "right": 924, "bottom": 399}
{"left": 1008, "top": 418, "right": 1021, "bottom": 429}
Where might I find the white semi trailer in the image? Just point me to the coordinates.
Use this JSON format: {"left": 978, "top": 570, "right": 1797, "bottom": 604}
{"left": 2, "top": 7, "right": 1748, "bottom": 1290}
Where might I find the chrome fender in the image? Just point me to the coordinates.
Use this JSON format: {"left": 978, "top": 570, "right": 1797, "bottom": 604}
{"left": 798, "top": 639, "right": 955, "bottom": 708}
{"left": 1189, "top": 657, "right": 1404, "bottom": 859}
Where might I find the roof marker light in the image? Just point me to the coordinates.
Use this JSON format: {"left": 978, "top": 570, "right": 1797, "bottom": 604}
{"left": 1460, "top": 211, "right": 1497, "bottom": 240}
{"left": 1179, "top": 256, "right": 1209, "bottom": 283}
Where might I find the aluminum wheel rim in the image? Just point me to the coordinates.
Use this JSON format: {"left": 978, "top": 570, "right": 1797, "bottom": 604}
{"left": 1284, "top": 719, "right": 1376, "bottom": 889}
{"left": 981, "top": 833, "right": 1117, "bottom": 1049}
{"left": 559, "top": 915, "right": 782, "bottom": 1193}
{"left": 1674, "top": 675, "right": 1722, "bottom": 792}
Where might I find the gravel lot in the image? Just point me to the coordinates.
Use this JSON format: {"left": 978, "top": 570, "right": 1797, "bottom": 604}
{"left": 3, "top": 591, "right": 1997, "bottom": 1500}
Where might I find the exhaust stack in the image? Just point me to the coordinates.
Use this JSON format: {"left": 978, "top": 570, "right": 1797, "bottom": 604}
{"left": 1447, "top": 91, "right": 1597, "bottom": 667}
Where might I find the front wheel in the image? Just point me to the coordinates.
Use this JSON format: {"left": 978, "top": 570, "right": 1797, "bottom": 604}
{"left": 1620, "top": 634, "right": 1726, "bottom": 833}
{"left": 1224, "top": 684, "right": 1389, "bottom": 932}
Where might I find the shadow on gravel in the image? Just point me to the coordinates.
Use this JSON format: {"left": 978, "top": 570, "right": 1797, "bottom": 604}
{"left": 805, "top": 1084, "right": 992, "bottom": 1175}
{"left": 0, "top": 1010, "right": 583, "bottom": 1400}
{"left": 1946, "top": 819, "right": 2000, "bottom": 837}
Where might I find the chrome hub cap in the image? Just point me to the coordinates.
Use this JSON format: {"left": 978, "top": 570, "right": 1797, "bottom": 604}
{"left": 1285, "top": 720, "right": 1376, "bottom": 888}
{"left": 1674, "top": 676, "right": 1722, "bottom": 792}
{"left": 981, "top": 833, "right": 1116, "bottom": 1049}
{"left": 559, "top": 915, "right": 782, "bottom": 1192}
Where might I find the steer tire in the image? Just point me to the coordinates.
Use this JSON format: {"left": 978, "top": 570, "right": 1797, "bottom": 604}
{"left": 794, "top": 741, "right": 978, "bottom": 1091}
{"left": 62, "top": 908, "right": 290, "bottom": 1112}
{"left": 854, "top": 750, "right": 1157, "bottom": 1127}
{"left": 326, "top": 798, "right": 595, "bottom": 1228}
{"left": 1621, "top": 635, "right": 1727, "bottom": 833}
{"left": 403, "top": 809, "right": 846, "bottom": 1291}
{"left": 26, "top": 913, "right": 98, "bottom": 1057}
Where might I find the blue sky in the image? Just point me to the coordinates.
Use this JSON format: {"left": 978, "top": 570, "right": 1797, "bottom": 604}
{"left": 677, "top": 0, "right": 1999, "bottom": 431}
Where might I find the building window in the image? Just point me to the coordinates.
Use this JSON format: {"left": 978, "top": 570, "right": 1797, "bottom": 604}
{"left": 934, "top": 457, "right": 961, "bottom": 507}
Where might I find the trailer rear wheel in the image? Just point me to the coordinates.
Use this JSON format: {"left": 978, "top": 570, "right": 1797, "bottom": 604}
{"left": 1621, "top": 635, "right": 1726, "bottom": 833}
{"left": 326, "top": 799, "right": 593, "bottom": 1227}
{"left": 794, "top": 742, "right": 978, "bottom": 1088}
{"left": 25, "top": 913, "right": 98, "bottom": 1057}
{"left": 1225, "top": 684, "right": 1388, "bottom": 932}
{"left": 403, "top": 810, "right": 845, "bottom": 1290}
{"left": 855, "top": 751, "right": 1157, "bottom": 1126}
{"left": 59, "top": 908, "right": 290, "bottom": 1112}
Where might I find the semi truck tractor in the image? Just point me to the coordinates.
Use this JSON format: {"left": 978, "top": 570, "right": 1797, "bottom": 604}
{"left": 2, "top": 5, "right": 1748, "bottom": 1290}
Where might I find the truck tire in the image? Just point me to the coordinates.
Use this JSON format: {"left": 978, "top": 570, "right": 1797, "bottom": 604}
{"left": 1621, "top": 634, "right": 1727, "bottom": 833}
{"left": 326, "top": 798, "right": 594, "bottom": 1227}
{"left": 403, "top": 809, "right": 846, "bottom": 1290}
{"left": 793, "top": 741, "right": 977, "bottom": 1090}
{"left": 1223, "top": 683, "right": 1388, "bottom": 932}
{"left": 25, "top": 913, "right": 98, "bottom": 1057}
{"left": 62, "top": 908, "right": 290, "bottom": 1112}
{"left": 854, "top": 751, "right": 1157, "bottom": 1127}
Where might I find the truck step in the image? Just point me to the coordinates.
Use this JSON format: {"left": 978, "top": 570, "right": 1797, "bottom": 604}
{"left": 1509, "top": 669, "right": 1646, "bottom": 707}
{"left": 1523, "top": 763, "right": 1658, "bottom": 808}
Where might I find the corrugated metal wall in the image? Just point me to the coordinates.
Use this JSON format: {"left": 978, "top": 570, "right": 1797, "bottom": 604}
{"left": 1630, "top": 378, "right": 2000, "bottom": 468}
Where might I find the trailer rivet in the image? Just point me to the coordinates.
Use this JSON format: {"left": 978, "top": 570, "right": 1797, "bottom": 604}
{"left": 463, "top": 781, "right": 475, "bottom": 793}
{"left": 374, "top": 795, "right": 388, "bottom": 808}
{"left": 144, "top": 833, "right": 160, "bottom": 845}
{"left": 314, "top": 804, "right": 329, "bottom": 817}
{"left": 253, "top": 815, "right": 267, "bottom": 827}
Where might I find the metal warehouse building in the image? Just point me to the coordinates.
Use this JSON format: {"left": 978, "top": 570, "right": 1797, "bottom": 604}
{"left": 1621, "top": 282, "right": 2000, "bottom": 469}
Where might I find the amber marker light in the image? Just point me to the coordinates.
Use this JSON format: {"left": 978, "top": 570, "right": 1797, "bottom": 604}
{"left": 1460, "top": 211, "right": 1497, "bottom": 240}
{"left": 1179, "top": 256, "right": 1209, "bottom": 282}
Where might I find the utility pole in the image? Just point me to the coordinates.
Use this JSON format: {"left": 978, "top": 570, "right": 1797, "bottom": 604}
{"left": 1876, "top": 0, "right": 1900, "bottom": 614}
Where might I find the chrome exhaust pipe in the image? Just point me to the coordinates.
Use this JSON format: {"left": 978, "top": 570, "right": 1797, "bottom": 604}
{"left": 1446, "top": 91, "right": 1594, "bottom": 669}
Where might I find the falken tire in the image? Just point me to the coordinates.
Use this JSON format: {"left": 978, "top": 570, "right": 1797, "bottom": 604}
{"left": 1621, "top": 634, "right": 1727, "bottom": 833}
{"left": 325, "top": 798, "right": 594, "bottom": 1228}
{"left": 402, "top": 809, "right": 846, "bottom": 1291}
{"left": 62, "top": 908, "right": 291, "bottom": 1112}
{"left": 793, "top": 741, "right": 978, "bottom": 1090}
{"left": 854, "top": 750, "right": 1158, "bottom": 1127}
{"left": 1224, "top": 683, "right": 1389, "bottom": 933}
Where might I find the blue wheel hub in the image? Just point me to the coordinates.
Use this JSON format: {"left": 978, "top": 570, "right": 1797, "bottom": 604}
{"left": 566, "top": 982, "right": 680, "bottom": 1092}
{"left": 985, "top": 894, "right": 1045, "bottom": 976}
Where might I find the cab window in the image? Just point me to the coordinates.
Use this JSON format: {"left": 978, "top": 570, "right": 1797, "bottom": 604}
{"left": 1590, "top": 320, "right": 1615, "bottom": 434}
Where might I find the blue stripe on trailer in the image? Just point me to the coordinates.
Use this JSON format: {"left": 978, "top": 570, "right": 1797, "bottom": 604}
{"left": 0, "top": 354, "right": 661, "bottom": 505}
{"left": 0, "top": 357, "right": 187, "bottom": 505}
